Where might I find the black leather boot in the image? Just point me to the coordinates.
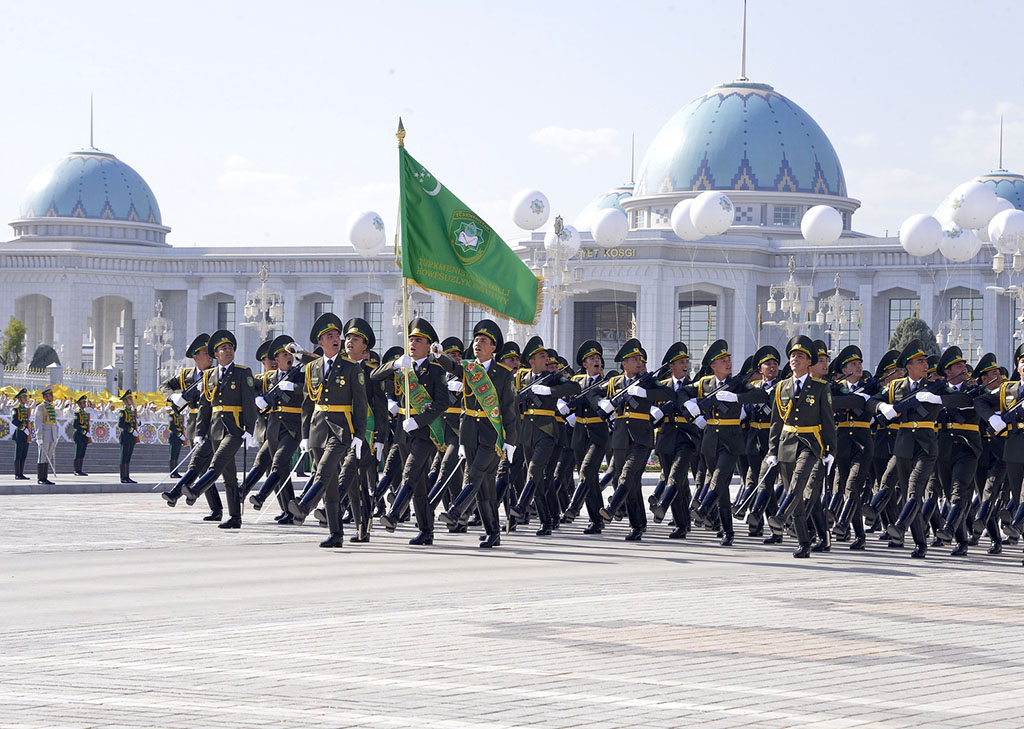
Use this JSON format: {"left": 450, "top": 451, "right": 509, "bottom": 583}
{"left": 319, "top": 503, "right": 344, "bottom": 548}
{"left": 250, "top": 471, "right": 281, "bottom": 511}
{"left": 37, "top": 462, "right": 53, "bottom": 485}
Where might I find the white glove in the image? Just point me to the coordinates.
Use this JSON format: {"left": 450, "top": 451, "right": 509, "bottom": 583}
{"left": 598, "top": 398, "right": 614, "bottom": 414}
{"left": 694, "top": 415, "right": 707, "bottom": 430}
{"left": 402, "top": 417, "right": 418, "bottom": 433}
{"left": 447, "top": 379, "right": 463, "bottom": 392}
{"left": 255, "top": 396, "right": 269, "bottom": 411}
{"left": 714, "top": 390, "right": 738, "bottom": 402}
{"left": 532, "top": 384, "right": 552, "bottom": 396}
{"left": 387, "top": 399, "right": 399, "bottom": 416}
{"left": 821, "top": 453, "right": 835, "bottom": 474}
{"left": 915, "top": 391, "right": 942, "bottom": 404}
{"left": 650, "top": 406, "right": 664, "bottom": 422}
{"left": 458, "top": 444, "right": 466, "bottom": 459}
{"left": 556, "top": 399, "right": 570, "bottom": 416}
{"left": 430, "top": 342, "right": 443, "bottom": 356}
{"left": 683, "top": 399, "right": 700, "bottom": 418}
{"left": 299, "top": 438, "right": 309, "bottom": 453}
{"left": 242, "top": 432, "right": 258, "bottom": 449}
{"left": 878, "top": 403, "right": 898, "bottom": 420}
{"left": 393, "top": 354, "right": 412, "bottom": 370}
{"left": 626, "top": 384, "right": 647, "bottom": 398}
{"left": 374, "top": 442, "right": 384, "bottom": 461}
{"left": 763, "top": 454, "right": 778, "bottom": 469}
{"left": 170, "top": 393, "right": 187, "bottom": 408}
{"left": 858, "top": 392, "right": 872, "bottom": 401}
{"left": 193, "top": 436, "right": 205, "bottom": 447}
{"left": 350, "top": 437, "right": 363, "bottom": 459}
{"left": 503, "top": 443, "right": 516, "bottom": 461}
{"left": 989, "top": 414, "right": 1008, "bottom": 433}
{"left": 278, "top": 380, "right": 295, "bottom": 392}
{"left": 740, "top": 406, "right": 749, "bottom": 421}
{"left": 566, "top": 414, "right": 577, "bottom": 427}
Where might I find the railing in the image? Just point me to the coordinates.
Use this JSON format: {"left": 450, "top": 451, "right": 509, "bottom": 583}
{"left": 0, "top": 367, "right": 109, "bottom": 393}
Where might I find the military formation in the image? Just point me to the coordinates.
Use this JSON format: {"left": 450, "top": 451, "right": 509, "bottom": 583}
{"left": 15, "top": 310, "right": 1024, "bottom": 565}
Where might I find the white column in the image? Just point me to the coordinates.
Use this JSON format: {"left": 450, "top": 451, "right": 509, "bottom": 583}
{"left": 122, "top": 308, "right": 136, "bottom": 390}
{"left": 858, "top": 283, "right": 874, "bottom": 367}
{"left": 284, "top": 280, "right": 297, "bottom": 342}
{"left": 731, "top": 279, "right": 752, "bottom": 358}
{"left": 983, "top": 286, "right": 999, "bottom": 359}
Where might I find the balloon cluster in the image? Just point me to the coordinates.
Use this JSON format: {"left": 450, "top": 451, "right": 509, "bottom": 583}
{"left": 669, "top": 191, "right": 736, "bottom": 241}
{"left": 510, "top": 187, "right": 630, "bottom": 250}
{"left": 899, "top": 180, "right": 1020, "bottom": 261}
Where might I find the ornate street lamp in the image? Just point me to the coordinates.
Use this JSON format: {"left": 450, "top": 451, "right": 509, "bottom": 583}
{"left": 815, "top": 272, "right": 858, "bottom": 357}
{"left": 241, "top": 264, "right": 285, "bottom": 341}
{"left": 762, "top": 256, "right": 809, "bottom": 339}
{"left": 143, "top": 299, "right": 174, "bottom": 383}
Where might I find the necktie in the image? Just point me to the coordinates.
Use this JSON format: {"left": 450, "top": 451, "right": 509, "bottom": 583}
{"left": 220, "top": 366, "right": 228, "bottom": 380}
{"left": 794, "top": 379, "right": 801, "bottom": 397}
{"left": 1018, "top": 384, "right": 1023, "bottom": 400}
{"left": 324, "top": 358, "right": 334, "bottom": 378}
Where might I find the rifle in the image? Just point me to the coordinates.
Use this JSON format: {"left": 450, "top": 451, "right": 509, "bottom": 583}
{"left": 695, "top": 370, "right": 751, "bottom": 412}
{"left": 608, "top": 363, "right": 672, "bottom": 411}
{"left": 872, "top": 377, "right": 946, "bottom": 426}
{"left": 564, "top": 373, "right": 608, "bottom": 411}
{"left": 517, "top": 366, "right": 569, "bottom": 410}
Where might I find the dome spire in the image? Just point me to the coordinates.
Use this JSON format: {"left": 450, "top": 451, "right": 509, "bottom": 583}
{"left": 738, "top": 0, "right": 749, "bottom": 82}
{"left": 999, "top": 114, "right": 1005, "bottom": 171}
{"left": 89, "top": 94, "right": 96, "bottom": 150}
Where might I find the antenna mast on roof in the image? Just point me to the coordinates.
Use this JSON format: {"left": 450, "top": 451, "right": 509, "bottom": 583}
{"left": 738, "top": 0, "right": 749, "bottom": 81}
{"left": 999, "top": 114, "right": 1004, "bottom": 170}
{"left": 89, "top": 94, "right": 96, "bottom": 150}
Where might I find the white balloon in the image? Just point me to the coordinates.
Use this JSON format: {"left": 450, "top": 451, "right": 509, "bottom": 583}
{"left": 982, "top": 198, "right": 1015, "bottom": 243}
{"left": 939, "top": 224, "right": 982, "bottom": 263}
{"left": 544, "top": 224, "right": 580, "bottom": 257}
{"left": 899, "top": 214, "right": 943, "bottom": 257}
{"left": 800, "top": 205, "right": 843, "bottom": 246}
{"left": 670, "top": 199, "right": 703, "bottom": 241}
{"left": 951, "top": 181, "right": 999, "bottom": 229}
{"left": 690, "top": 190, "right": 734, "bottom": 236}
{"left": 347, "top": 211, "right": 386, "bottom": 253}
{"left": 510, "top": 189, "right": 550, "bottom": 231}
{"left": 988, "top": 208, "right": 1024, "bottom": 255}
{"left": 591, "top": 208, "right": 628, "bottom": 248}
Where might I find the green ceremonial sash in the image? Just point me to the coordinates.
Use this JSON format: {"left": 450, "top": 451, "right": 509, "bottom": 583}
{"left": 398, "top": 367, "right": 446, "bottom": 452}
{"left": 463, "top": 360, "right": 504, "bottom": 452}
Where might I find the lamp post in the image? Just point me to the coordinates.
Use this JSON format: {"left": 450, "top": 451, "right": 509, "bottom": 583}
{"left": 815, "top": 272, "right": 858, "bottom": 358}
{"left": 143, "top": 299, "right": 174, "bottom": 387}
{"left": 762, "top": 256, "right": 809, "bottom": 339}
{"left": 241, "top": 264, "right": 285, "bottom": 342}
{"left": 531, "top": 215, "right": 587, "bottom": 350}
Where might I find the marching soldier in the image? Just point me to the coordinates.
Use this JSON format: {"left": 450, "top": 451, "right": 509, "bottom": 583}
{"left": 159, "top": 334, "right": 224, "bottom": 521}
{"left": 34, "top": 385, "right": 59, "bottom": 485}
{"left": 650, "top": 342, "right": 703, "bottom": 539}
{"left": 185, "top": 330, "right": 259, "bottom": 529}
{"left": 117, "top": 390, "right": 138, "bottom": 484}
{"left": 765, "top": 335, "right": 837, "bottom": 558}
{"left": 168, "top": 403, "right": 185, "bottom": 478}
{"left": 72, "top": 395, "right": 90, "bottom": 476}
{"left": 288, "top": 313, "right": 367, "bottom": 547}
{"left": 930, "top": 346, "right": 982, "bottom": 555}
{"left": 564, "top": 340, "right": 609, "bottom": 533}
{"left": 373, "top": 317, "right": 447, "bottom": 544}
{"left": 429, "top": 336, "right": 468, "bottom": 521}
{"left": 867, "top": 339, "right": 943, "bottom": 558}
{"left": 11, "top": 388, "right": 31, "bottom": 480}
{"left": 437, "top": 319, "right": 519, "bottom": 548}
{"left": 865, "top": 349, "right": 903, "bottom": 535}
{"left": 829, "top": 345, "right": 876, "bottom": 550}
{"left": 240, "top": 340, "right": 278, "bottom": 501}
{"left": 248, "top": 334, "right": 306, "bottom": 523}
{"left": 735, "top": 345, "right": 781, "bottom": 538}
{"left": 508, "top": 336, "right": 581, "bottom": 535}
{"left": 597, "top": 338, "right": 672, "bottom": 541}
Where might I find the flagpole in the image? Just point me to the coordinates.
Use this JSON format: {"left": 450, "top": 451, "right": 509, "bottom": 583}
{"left": 397, "top": 118, "right": 412, "bottom": 416}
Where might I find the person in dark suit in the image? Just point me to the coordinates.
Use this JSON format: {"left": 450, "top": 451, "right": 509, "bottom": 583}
{"left": 11, "top": 388, "right": 31, "bottom": 480}
{"left": 372, "top": 317, "right": 447, "bottom": 545}
{"left": 564, "top": 340, "right": 610, "bottom": 533}
{"left": 765, "top": 335, "right": 837, "bottom": 558}
{"left": 437, "top": 319, "right": 519, "bottom": 548}
{"left": 288, "top": 313, "right": 367, "bottom": 547}
{"left": 735, "top": 345, "right": 781, "bottom": 538}
{"left": 185, "top": 330, "right": 259, "bottom": 530}
{"left": 829, "top": 345, "right": 875, "bottom": 550}
{"left": 866, "top": 339, "right": 943, "bottom": 558}
{"left": 72, "top": 394, "right": 91, "bottom": 476}
{"left": 240, "top": 339, "right": 277, "bottom": 501}
{"left": 117, "top": 390, "right": 138, "bottom": 484}
{"left": 597, "top": 338, "right": 673, "bottom": 541}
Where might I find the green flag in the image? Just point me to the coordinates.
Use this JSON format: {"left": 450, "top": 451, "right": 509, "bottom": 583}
{"left": 399, "top": 147, "right": 541, "bottom": 324}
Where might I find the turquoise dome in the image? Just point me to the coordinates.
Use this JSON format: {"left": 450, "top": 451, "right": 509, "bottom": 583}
{"left": 576, "top": 183, "right": 633, "bottom": 231}
{"left": 19, "top": 149, "right": 162, "bottom": 224}
{"left": 978, "top": 171, "right": 1024, "bottom": 210}
{"left": 634, "top": 81, "right": 847, "bottom": 198}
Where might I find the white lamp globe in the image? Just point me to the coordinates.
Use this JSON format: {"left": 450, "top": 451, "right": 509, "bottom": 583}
{"left": 800, "top": 205, "right": 843, "bottom": 246}
{"left": 899, "top": 214, "right": 943, "bottom": 257}
{"left": 347, "top": 211, "right": 386, "bottom": 253}
{"left": 510, "top": 189, "right": 550, "bottom": 231}
{"left": 690, "top": 190, "right": 734, "bottom": 236}
{"left": 591, "top": 208, "right": 629, "bottom": 248}
{"left": 670, "top": 200, "right": 703, "bottom": 241}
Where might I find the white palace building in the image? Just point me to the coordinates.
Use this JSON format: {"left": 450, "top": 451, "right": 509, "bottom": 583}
{"left": 1, "top": 72, "right": 1022, "bottom": 392}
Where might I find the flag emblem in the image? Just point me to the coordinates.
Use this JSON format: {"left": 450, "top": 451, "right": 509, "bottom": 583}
{"left": 449, "top": 211, "right": 491, "bottom": 264}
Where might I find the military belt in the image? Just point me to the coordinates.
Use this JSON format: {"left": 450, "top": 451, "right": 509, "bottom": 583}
{"left": 314, "top": 403, "right": 354, "bottom": 432}
{"left": 445, "top": 407, "right": 462, "bottom": 415}
{"left": 839, "top": 420, "right": 871, "bottom": 428}
{"left": 524, "top": 408, "right": 556, "bottom": 417}
{"left": 577, "top": 416, "right": 604, "bottom": 425}
{"left": 707, "top": 418, "right": 741, "bottom": 426}
{"left": 670, "top": 416, "right": 692, "bottom": 424}
{"left": 898, "top": 421, "right": 937, "bottom": 430}
{"left": 942, "top": 422, "right": 979, "bottom": 432}
{"left": 464, "top": 408, "right": 490, "bottom": 418}
{"left": 620, "top": 411, "right": 650, "bottom": 421}
{"left": 783, "top": 423, "right": 824, "bottom": 453}
{"left": 748, "top": 422, "right": 770, "bottom": 430}
{"left": 212, "top": 405, "right": 243, "bottom": 428}
{"left": 274, "top": 406, "right": 302, "bottom": 414}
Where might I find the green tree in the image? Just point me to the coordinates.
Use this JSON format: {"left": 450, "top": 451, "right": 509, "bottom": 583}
{"left": 888, "top": 316, "right": 940, "bottom": 357}
{"left": 0, "top": 317, "right": 26, "bottom": 368}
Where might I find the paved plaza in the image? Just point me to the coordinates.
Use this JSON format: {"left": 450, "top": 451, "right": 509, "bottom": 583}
{"left": 3, "top": 488, "right": 1024, "bottom": 729}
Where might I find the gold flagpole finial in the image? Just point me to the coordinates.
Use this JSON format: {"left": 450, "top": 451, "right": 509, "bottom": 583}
{"left": 396, "top": 117, "right": 406, "bottom": 148}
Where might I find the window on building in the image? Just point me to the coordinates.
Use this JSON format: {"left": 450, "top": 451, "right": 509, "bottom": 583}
{"left": 734, "top": 205, "right": 758, "bottom": 224}
{"left": 217, "top": 301, "right": 235, "bottom": 331}
{"left": 888, "top": 298, "right": 919, "bottom": 340}
{"left": 363, "top": 300, "right": 383, "bottom": 338}
{"left": 463, "top": 305, "right": 485, "bottom": 343}
{"left": 412, "top": 300, "right": 434, "bottom": 324}
{"left": 314, "top": 301, "right": 333, "bottom": 318}
{"left": 573, "top": 301, "right": 637, "bottom": 359}
{"left": 678, "top": 301, "right": 717, "bottom": 359}
{"left": 772, "top": 206, "right": 799, "bottom": 226}
{"left": 950, "top": 297, "right": 984, "bottom": 353}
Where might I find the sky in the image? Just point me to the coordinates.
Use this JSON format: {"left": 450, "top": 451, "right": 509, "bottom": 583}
{"left": 1, "top": 0, "right": 1022, "bottom": 248}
